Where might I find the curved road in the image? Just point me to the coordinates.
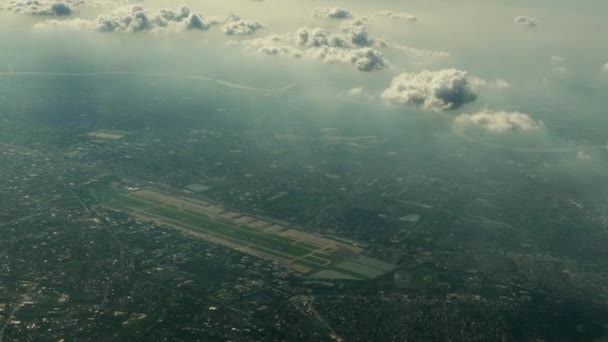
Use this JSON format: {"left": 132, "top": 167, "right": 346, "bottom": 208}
{"left": 0, "top": 71, "right": 296, "bottom": 93}
{"left": 454, "top": 129, "right": 607, "bottom": 154}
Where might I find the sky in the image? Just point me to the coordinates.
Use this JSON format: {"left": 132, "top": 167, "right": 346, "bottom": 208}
{"left": 1, "top": 0, "right": 607, "bottom": 152}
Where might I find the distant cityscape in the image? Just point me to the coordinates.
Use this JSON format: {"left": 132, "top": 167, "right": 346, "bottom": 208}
{"left": 1, "top": 74, "right": 608, "bottom": 341}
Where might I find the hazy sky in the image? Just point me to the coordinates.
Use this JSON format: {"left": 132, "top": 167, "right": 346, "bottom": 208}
{"left": 1, "top": 0, "right": 607, "bottom": 149}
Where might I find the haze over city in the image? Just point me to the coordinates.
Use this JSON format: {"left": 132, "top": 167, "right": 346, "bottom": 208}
{"left": 1, "top": 0, "right": 608, "bottom": 341}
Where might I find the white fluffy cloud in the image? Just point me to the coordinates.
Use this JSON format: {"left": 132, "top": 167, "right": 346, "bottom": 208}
{"left": 377, "top": 11, "right": 418, "bottom": 22}
{"left": 347, "top": 48, "right": 387, "bottom": 71}
{"left": 223, "top": 15, "right": 263, "bottom": 35}
{"left": 34, "top": 17, "right": 91, "bottom": 30}
{"left": 95, "top": 6, "right": 216, "bottom": 32}
{"left": 381, "top": 69, "right": 477, "bottom": 112}
{"left": 5, "top": 0, "right": 81, "bottom": 16}
{"left": 313, "top": 7, "right": 353, "bottom": 19}
{"left": 243, "top": 26, "right": 388, "bottom": 72}
{"left": 312, "top": 47, "right": 387, "bottom": 71}
{"left": 601, "top": 62, "right": 608, "bottom": 72}
{"left": 515, "top": 16, "right": 537, "bottom": 27}
{"left": 294, "top": 24, "right": 378, "bottom": 49}
{"left": 341, "top": 22, "right": 374, "bottom": 47}
{"left": 454, "top": 110, "right": 542, "bottom": 133}
{"left": 296, "top": 27, "right": 348, "bottom": 48}
{"left": 35, "top": 5, "right": 228, "bottom": 32}
{"left": 252, "top": 39, "right": 303, "bottom": 58}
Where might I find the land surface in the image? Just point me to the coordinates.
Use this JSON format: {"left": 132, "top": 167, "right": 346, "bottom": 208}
{"left": 1, "top": 73, "right": 608, "bottom": 341}
{"left": 91, "top": 183, "right": 395, "bottom": 280}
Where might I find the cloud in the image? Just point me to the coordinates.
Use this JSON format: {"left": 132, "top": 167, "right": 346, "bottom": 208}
{"left": 5, "top": 0, "right": 82, "bottom": 16}
{"left": 223, "top": 16, "right": 263, "bottom": 36}
{"left": 601, "top": 62, "right": 608, "bottom": 72}
{"left": 95, "top": 6, "right": 151, "bottom": 32}
{"left": 551, "top": 56, "right": 565, "bottom": 64}
{"left": 515, "top": 16, "right": 537, "bottom": 27}
{"left": 35, "top": 5, "right": 222, "bottom": 32}
{"left": 296, "top": 27, "right": 349, "bottom": 48}
{"left": 341, "top": 23, "right": 374, "bottom": 47}
{"left": 241, "top": 23, "right": 388, "bottom": 72}
{"left": 381, "top": 69, "right": 477, "bottom": 112}
{"left": 183, "top": 13, "right": 212, "bottom": 31}
{"left": 259, "top": 46, "right": 301, "bottom": 57}
{"left": 296, "top": 24, "right": 377, "bottom": 48}
{"left": 313, "top": 7, "right": 353, "bottom": 19}
{"left": 470, "top": 77, "right": 511, "bottom": 89}
{"left": 389, "top": 43, "right": 450, "bottom": 58}
{"left": 454, "top": 109, "right": 542, "bottom": 133}
{"left": 95, "top": 6, "right": 216, "bottom": 33}
{"left": 346, "top": 48, "right": 387, "bottom": 71}
{"left": 34, "top": 17, "right": 91, "bottom": 30}
{"left": 243, "top": 29, "right": 388, "bottom": 72}
{"left": 349, "top": 87, "right": 365, "bottom": 96}
{"left": 550, "top": 56, "right": 567, "bottom": 72}
{"left": 577, "top": 150, "right": 592, "bottom": 160}
{"left": 376, "top": 36, "right": 451, "bottom": 63}
{"left": 259, "top": 45, "right": 303, "bottom": 58}
{"left": 347, "top": 87, "right": 375, "bottom": 100}
{"left": 243, "top": 35, "right": 303, "bottom": 57}
{"left": 308, "top": 46, "right": 388, "bottom": 71}
{"left": 377, "top": 11, "right": 418, "bottom": 22}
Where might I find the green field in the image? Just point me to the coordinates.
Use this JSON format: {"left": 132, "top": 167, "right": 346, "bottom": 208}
{"left": 303, "top": 255, "right": 330, "bottom": 265}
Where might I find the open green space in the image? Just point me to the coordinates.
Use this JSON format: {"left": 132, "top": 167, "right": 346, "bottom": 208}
{"left": 293, "top": 259, "right": 324, "bottom": 271}
{"left": 295, "top": 241, "right": 321, "bottom": 250}
{"left": 336, "top": 260, "right": 385, "bottom": 279}
{"left": 303, "top": 255, "right": 330, "bottom": 266}
{"left": 91, "top": 187, "right": 163, "bottom": 211}
{"left": 310, "top": 270, "right": 364, "bottom": 281}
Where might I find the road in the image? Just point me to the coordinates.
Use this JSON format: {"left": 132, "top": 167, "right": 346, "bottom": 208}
{"left": 0, "top": 71, "right": 296, "bottom": 94}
